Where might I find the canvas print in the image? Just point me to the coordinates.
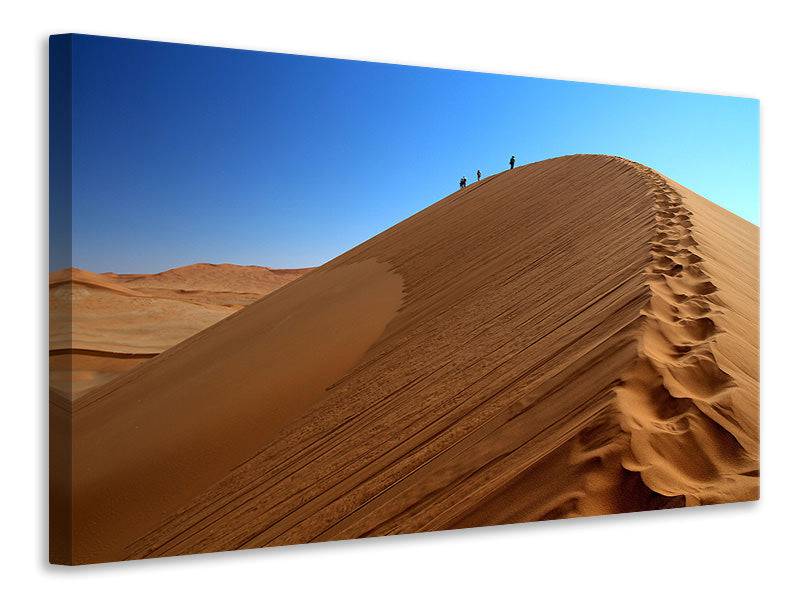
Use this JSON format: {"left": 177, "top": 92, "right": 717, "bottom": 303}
{"left": 49, "top": 34, "right": 760, "bottom": 565}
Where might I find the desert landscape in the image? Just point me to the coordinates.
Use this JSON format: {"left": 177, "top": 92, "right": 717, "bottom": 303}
{"left": 49, "top": 264, "right": 311, "bottom": 398}
{"left": 50, "top": 154, "right": 759, "bottom": 565}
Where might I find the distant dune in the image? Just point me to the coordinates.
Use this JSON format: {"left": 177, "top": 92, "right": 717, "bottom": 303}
{"left": 49, "top": 263, "right": 312, "bottom": 398}
{"left": 51, "top": 155, "right": 759, "bottom": 565}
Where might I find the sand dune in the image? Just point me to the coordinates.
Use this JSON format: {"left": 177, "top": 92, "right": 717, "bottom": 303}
{"left": 51, "top": 155, "right": 758, "bottom": 564}
{"left": 49, "top": 264, "right": 311, "bottom": 398}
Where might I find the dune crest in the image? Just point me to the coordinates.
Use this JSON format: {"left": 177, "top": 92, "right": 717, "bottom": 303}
{"left": 53, "top": 155, "right": 758, "bottom": 564}
{"left": 614, "top": 161, "right": 757, "bottom": 510}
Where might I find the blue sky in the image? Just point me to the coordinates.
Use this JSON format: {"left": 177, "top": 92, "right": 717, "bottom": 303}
{"left": 55, "top": 34, "right": 759, "bottom": 273}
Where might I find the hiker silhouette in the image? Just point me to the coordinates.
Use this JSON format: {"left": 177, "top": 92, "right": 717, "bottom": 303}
{"left": 477, "top": 170, "right": 482, "bottom": 181}
{"left": 509, "top": 155, "right": 516, "bottom": 169}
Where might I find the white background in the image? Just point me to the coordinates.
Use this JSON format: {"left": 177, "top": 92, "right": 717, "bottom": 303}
{"left": 2, "top": 1, "right": 797, "bottom": 597}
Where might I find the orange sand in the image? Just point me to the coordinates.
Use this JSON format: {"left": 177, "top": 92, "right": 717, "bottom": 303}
{"left": 49, "top": 264, "right": 311, "bottom": 398}
{"left": 50, "top": 155, "right": 758, "bottom": 564}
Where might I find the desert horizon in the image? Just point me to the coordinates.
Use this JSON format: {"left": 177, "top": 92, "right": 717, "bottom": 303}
{"left": 49, "top": 263, "right": 314, "bottom": 398}
{"left": 50, "top": 154, "right": 759, "bottom": 564}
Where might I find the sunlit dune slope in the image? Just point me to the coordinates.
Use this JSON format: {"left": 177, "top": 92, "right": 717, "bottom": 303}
{"left": 53, "top": 154, "right": 758, "bottom": 564}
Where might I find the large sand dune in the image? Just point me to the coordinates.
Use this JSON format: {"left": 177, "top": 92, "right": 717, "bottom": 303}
{"left": 50, "top": 155, "right": 759, "bottom": 564}
{"left": 49, "top": 264, "right": 311, "bottom": 397}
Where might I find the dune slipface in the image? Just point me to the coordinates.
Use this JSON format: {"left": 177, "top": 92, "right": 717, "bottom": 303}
{"left": 52, "top": 155, "right": 759, "bottom": 565}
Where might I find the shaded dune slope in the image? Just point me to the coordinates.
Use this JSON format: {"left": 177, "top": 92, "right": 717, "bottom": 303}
{"left": 58, "top": 155, "right": 758, "bottom": 564}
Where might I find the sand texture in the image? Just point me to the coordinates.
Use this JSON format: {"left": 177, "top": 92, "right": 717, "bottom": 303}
{"left": 51, "top": 155, "right": 759, "bottom": 564}
{"left": 49, "top": 264, "right": 311, "bottom": 398}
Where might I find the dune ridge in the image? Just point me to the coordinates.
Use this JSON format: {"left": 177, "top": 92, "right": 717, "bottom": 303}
{"left": 54, "top": 155, "right": 758, "bottom": 564}
{"left": 613, "top": 161, "right": 758, "bottom": 506}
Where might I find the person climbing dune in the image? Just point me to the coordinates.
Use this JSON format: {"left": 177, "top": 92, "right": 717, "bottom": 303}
{"left": 477, "top": 169, "right": 482, "bottom": 181}
{"left": 509, "top": 155, "right": 516, "bottom": 169}
{"left": 459, "top": 176, "right": 466, "bottom": 190}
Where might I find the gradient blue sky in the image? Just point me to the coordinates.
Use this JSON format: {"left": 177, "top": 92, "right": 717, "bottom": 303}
{"left": 58, "top": 34, "right": 759, "bottom": 273}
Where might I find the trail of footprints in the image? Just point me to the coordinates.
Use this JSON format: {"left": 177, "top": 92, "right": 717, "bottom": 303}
{"left": 638, "top": 165, "right": 733, "bottom": 403}
{"left": 609, "top": 160, "right": 749, "bottom": 505}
